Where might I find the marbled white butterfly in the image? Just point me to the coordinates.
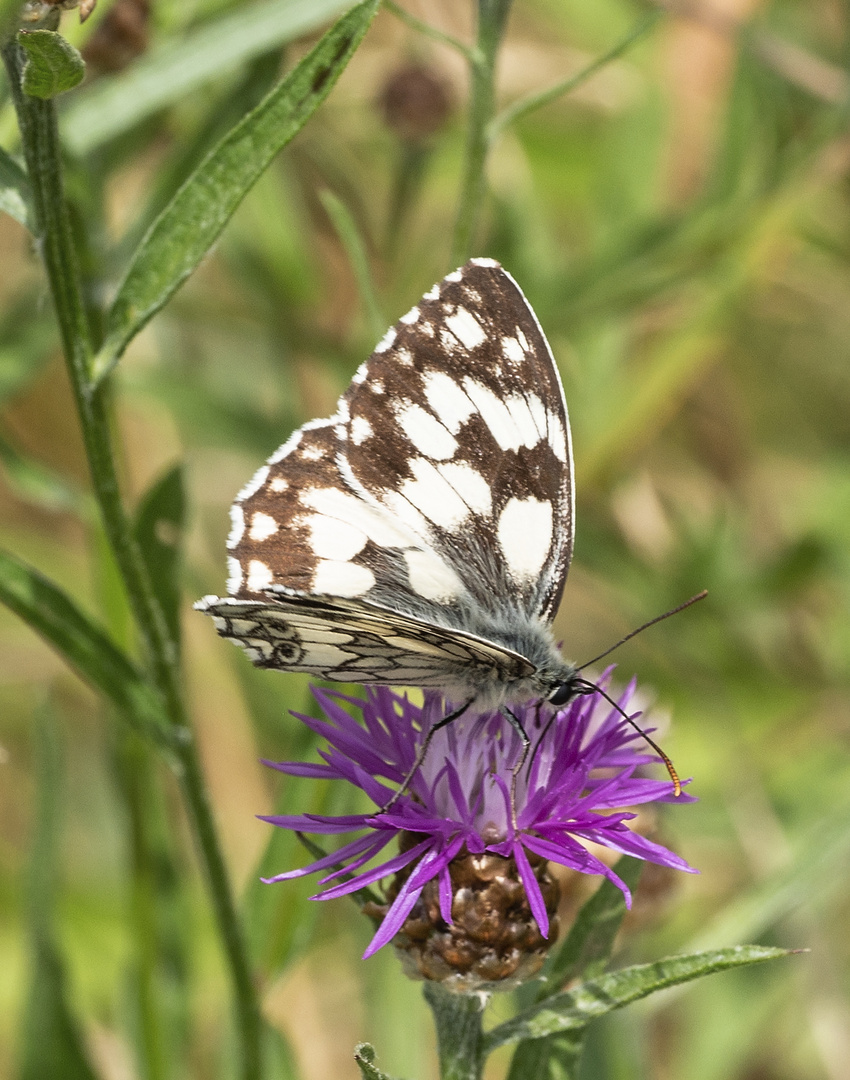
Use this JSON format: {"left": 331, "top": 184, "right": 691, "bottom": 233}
{"left": 196, "top": 258, "right": 587, "bottom": 712}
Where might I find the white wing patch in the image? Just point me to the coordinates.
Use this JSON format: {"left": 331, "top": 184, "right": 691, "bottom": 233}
{"left": 350, "top": 416, "right": 373, "bottom": 444}
{"left": 300, "top": 487, "right": 414, "bottom": 550}
{"left": 399, "top": 458, "right": 475, "bottom": 529}
{"left": 436, "top": 461, "right": 492, "bottom": 517}
{"left": 313, "top": 560, "right": 375, "bottom": 597}
{"left": 396, "top": 401, "right": 458, "bottom": 460}
{"left": 498, "top": 497, "right": 553, "bottom": 582}
{"left": 422, "top": 370, "right": 476, "bottom": 433}
{"left": 304, "top": 514, "right": 367, "bottom": 560}
{"left": 444, "top": 307, "right": 487, "bottom": 350}
{"left": 403, "top": 549, "right": 465, "bottom": 601}
{"left": 248, "top": 511, "right": 279, "bottom": 541}
{"left": 246, "top": 559, "right": 274, "bottom": 592}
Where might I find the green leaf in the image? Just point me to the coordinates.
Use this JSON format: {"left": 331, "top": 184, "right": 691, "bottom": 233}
{"left": 18, "top": 713, "right": 100, "bottom": 1080}
{"left": 541, "top": 856, "right": 645, "bottom": 992}
{"left": 133, "top": 465, "right": 185, "bottom": 653}
{"left": 61, "top": 0, "right": 357, "bottom": 155}
{"left": 506, "top": 858, "right": 644, "bottom": 1080}
{"left": 18, "top": 29, "right": 85, "bottom": 98}
{"left": 20, "top": 930, "right": 101, "bottom": 1080}
{"left": 354, "top": 1043, "right": 401, "bottom": 1080}
{"left": 485, "top": 946, "right": 792, "bottom": 1051}
{"left": 507, "top": 1030, "right": 584, "bottom": 1080}
{"left": 0, "top": 145, "right": 33, "bottom": 228}
{"left": 0, "top": 549, "right": 173, "bottom": 748}
{"left": 92, "top": 0, "right": 380, "bottom": 383}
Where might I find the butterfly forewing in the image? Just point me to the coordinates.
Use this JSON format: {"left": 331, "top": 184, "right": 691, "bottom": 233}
{"left": 341, "top": 260, "right": 573, "bottom": 623}
{"left": 199, "top": 258, "right": 576, "bottom": 707}
{"left": 227, "top": 260, "right": 572, "bottom": 619}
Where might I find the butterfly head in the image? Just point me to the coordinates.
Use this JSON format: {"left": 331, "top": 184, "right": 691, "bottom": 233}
{"left": 547, "top": 674, "right": 588, "bottom": 708}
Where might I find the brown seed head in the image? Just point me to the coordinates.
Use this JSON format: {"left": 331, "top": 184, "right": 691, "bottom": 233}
{"left": 363, "top": 839, "right": 560, "bottom": 992}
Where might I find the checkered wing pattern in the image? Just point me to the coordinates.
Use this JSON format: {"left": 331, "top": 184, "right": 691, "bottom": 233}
{"left": 197, "top": 259, "right": 576, "bottom": 706}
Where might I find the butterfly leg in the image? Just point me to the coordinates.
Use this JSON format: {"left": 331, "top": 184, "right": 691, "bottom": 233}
{"left": 378, "top": 698, "right": 475, "bottom": 814}
{"left": 502, "top": 707, "right": 531, "bottom": 830}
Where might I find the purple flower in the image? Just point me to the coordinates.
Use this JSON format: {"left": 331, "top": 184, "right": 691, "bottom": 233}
{"left": 261, "top": 672, "right": 696, "bottom": 961}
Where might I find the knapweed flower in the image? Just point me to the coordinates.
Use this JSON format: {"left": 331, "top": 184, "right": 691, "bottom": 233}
{"left": 262, "top": 673, "right": 696, "bottom": 988}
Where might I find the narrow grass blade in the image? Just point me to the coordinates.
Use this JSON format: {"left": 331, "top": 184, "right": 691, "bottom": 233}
{"left": 19, "top": 712, "right": 99, "bottom": 1080}
{"left": 320, "top": 188, "right": 385, "bottom": 344}
{"left": 0, "top": 548, "right": 172, "bottom": 747}
{"left": 133, "top": 464, "right": 185, "bottom": 653}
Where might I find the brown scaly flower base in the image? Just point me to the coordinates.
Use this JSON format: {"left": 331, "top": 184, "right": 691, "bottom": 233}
{"left": 364, "top": 839, "right": 560, "bottom": 993}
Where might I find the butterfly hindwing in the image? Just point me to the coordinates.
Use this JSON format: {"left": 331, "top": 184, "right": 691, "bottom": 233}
{"left": 199, "top": 593, "right": 536, "bottom": 689}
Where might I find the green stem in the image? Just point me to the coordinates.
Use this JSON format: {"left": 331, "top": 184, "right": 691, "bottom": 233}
{"left": 383, "top": 0, "right": 474, "bottom": 60}
{"left": 490, "top": 9, "right": 663, "bottom": 137}
{"left": 450, "top": 0, "right": 513, "bottom": 266}
{"left": 423, "top": 983, "right": 487, "bottom": 1080}
{"left": 2, "top": 38, "right": 263, "bottom": 1080}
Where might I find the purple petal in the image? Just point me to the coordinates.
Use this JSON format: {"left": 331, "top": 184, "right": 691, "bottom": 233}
{"left": 259, "top": 812, "right": 377, "bottom": 833}
{"left": 317, "top": 836, "right": 435, "bottom": 900}
{"left": 513, "top": 840, "right": 549, "bottom": 938}
{"left": 261, "top": 832, "right": 389, "bottom": 884}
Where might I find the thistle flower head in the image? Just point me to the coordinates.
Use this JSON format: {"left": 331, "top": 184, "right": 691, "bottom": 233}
{"left": 262, "top": 672, "right": 696, "bottom": 986}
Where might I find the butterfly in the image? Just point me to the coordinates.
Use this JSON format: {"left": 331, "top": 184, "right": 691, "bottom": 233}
{"left": 196, "top": 258, "right": 585, "bottom": 712}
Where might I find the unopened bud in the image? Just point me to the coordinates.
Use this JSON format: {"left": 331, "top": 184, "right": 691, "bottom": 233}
{"left": 378, "top": 62, "right": 452, "bottom": 144}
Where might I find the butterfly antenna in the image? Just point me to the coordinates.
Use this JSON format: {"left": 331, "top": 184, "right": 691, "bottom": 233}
{"left": 576, "top": 678, "right": 682, "bottom": 796}
{"left": 577, "top": 590, "right": 708, "bottom": 672}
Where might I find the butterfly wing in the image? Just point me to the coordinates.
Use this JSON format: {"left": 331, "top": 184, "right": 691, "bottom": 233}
{"left": 197, "top": 593, "right": 535, "bottom": 689}
{"left": 223, "top": 259, "right": 574, "bottom": 637}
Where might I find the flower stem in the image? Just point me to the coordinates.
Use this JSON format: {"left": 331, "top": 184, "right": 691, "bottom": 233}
{"left": 424, "top": 983, "right": 488, "bottom": 1080}
{"left": 450, "top": 0, "right": 513, "bottom": 266}
{"left": 2, "top": 37, "right": 263, "bottom": 1080}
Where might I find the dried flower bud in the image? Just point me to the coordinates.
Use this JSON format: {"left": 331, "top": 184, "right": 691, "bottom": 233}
{"left": 20, "top": 0, "right": 96, "bottom": 26}
{"left": 378, "top": 62, "right": 452, "bottom": 144}
{"left": 364, "top": 843, "right": 560, "bottom": 991}
{"left": 81, "top": 0, "right": 149, "bottom": 74}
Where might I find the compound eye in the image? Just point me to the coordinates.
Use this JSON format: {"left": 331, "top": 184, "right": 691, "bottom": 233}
{"left": 548, "top": 682, "right": 576, "bottom": 707}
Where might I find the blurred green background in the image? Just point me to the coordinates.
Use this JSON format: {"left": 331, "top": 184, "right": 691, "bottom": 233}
{"left": 2, "top": 0, "right": 850, "bottom": 1077}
